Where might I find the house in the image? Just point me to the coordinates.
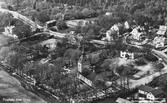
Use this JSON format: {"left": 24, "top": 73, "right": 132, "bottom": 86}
{"left": 116, "top": 98, "right": 132, "bottom": 103}
{"left": 3, "top": 26, "right": 18, "bottom": 39}
{"left": 157, "top": 25, "right": 167, "bottom": 35}
{"left": 105, "top": 12, "right": 113, "bottom": 16}
{"left": 120, "top": 51, "right": 134, "bottom": 59}
{"left": 130, "top": 26, "right": 145, "bottom": 40}
{"left": 124, "top": 21, "right": 130, "bottom": 29}
{"left": 103, "top": 23, "right": 122, "bottom": 41}
{"left": 110, "top": 24, "right": 120, "bottom": 33}
{"left": 138, "top": 85, "right": 166, "bottom": 103}
{"left": 4, "top": 26, "right": 14, "bottom": 35}
{"left": 153, "top": 36, "right": 166, "bottom": 48}
{"left": 44, "top": 20, "right": 58, "bottom": 32}
{"left": 105, "top": 30, "right": 113, "bottom": 41}
{"left": 45, "top": 20, "right": 57, "bottom": 29}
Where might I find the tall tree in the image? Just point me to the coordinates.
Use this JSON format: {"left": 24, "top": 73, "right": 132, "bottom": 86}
{"left": 13, "top": 24, "right": 32, "bottom": 39}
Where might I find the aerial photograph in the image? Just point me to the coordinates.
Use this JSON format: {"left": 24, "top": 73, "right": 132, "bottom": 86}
{"left": 0, "top": 0, "right": 167, "bottom": 103}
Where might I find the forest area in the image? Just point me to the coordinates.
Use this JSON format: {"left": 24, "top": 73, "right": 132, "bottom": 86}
{"left": 1, "top": 0, "right": 167, "bottom": 102}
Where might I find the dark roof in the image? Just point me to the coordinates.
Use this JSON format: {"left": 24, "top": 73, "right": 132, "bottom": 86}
{"left": 151, "top": 89, "right": 165, "bottom": 97}
{"left": 138, "top": 85, "right": 165, "bottom": 97}
{"left": 138, "top": 85, "right": 155, "bottom": 92}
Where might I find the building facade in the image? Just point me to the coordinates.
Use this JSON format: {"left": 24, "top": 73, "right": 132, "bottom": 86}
{"left": 138, "top": 85, "right": 166, "bottom": 103}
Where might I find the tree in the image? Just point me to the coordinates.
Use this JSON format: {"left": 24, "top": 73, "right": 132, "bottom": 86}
{"left": 11, "top": 18, "right": 24, "bottom": 26}
{"left": 133, "top": 13, "right": 152, "bottom": 26}
{"left": 0, "top": 13, "right": 13, "bottom": 27}
{"left": 7, "top": 52, "right": 27, "bottom": 75}
{"left": 51, "top": 57, "right": 64, "bottom": 69}
{"left": 117, "top": 65, "right": 131, "bottom": 89}
{"left": 154, "top": 62, "right": 164, "bottom": 72}
{"left": 144, "top": 53, "right": 158, "bottom": 62}
{"left": 81, "top": 8, "right": 97, "bottom": 18}
{"left": 23, "top": 62, "right": 36, "bottom": 76}
{"left": 121, "top": 66, "right": 132, "bottom": 89}
{"left": 134, "top": 58, "right": 147, "bottom": 66}
{"left": 14, "top": 0, "right": 22, "bottom": 10}
{"left": 63, "top": 48, "right": 82, "bottom": 65}
{"left": 56, "top": 20, "right": 68, "bottom": 30}
{"left": 130, "top": 3, "right": 145, "bottom": 14}
{"left": 50, "top": 7, "right": 61, "bottom": 19}
{"left": 13, "top": 24, "right": 32, "bottom": 39}
{"left": 100, "top": 59, "right": 114, "bottom": 71}
{"left": 97, "top": 15, "right": 121, "bottom": 29}
{"left": 80, "top": 24, "right": 101, "bottom": 40}
{"left": 150, "top": 73, "right": 167, "bottom": 95}
{"left": 36, "top": 10, "right": 50, "bottom": 24}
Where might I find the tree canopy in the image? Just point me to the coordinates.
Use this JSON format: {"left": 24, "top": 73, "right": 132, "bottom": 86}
{"left": 13, "top": 24, "right": 32, "bottom": 39}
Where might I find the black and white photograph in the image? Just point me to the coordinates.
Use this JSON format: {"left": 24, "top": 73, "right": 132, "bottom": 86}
{"left": 0, "top": 0, "right": 166, "bottom": 103}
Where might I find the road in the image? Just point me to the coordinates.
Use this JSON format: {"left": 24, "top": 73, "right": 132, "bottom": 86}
{"left": 0, "top": 7, "right": 68, "bottom": 39}
{"left": 0, "top": 8, "right": 42, "bottom": 29}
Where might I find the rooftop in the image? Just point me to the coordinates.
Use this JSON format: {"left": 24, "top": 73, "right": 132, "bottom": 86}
{"left": 138, "top": 85, "right": 155, "bottom": 92}
{"left": 138, "top": 85, "right": 165, "bottom": 97}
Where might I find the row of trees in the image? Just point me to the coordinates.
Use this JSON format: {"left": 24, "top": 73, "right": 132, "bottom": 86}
{"left": 6, "top": 42, "right": 79, "bottom": 101}
{"left": 0, "top": 12, "right": 33, "bottom": 40}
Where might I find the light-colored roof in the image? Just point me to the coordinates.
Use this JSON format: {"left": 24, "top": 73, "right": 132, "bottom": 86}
{"left": 157, "top": 25, "right": 167, "bottom": 35}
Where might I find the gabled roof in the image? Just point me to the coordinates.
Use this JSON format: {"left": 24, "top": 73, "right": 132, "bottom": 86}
{"left": 138, "top": 85, "right": 165, "bottom": 97}
{"left": 151, "top": 89, "right": 165, "bottom": 97}
{"left": 138, "top": 85, "right": 156, "bottom": 93}
{"left": 157, "top": 25, "right": 167, "bottom": 35}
